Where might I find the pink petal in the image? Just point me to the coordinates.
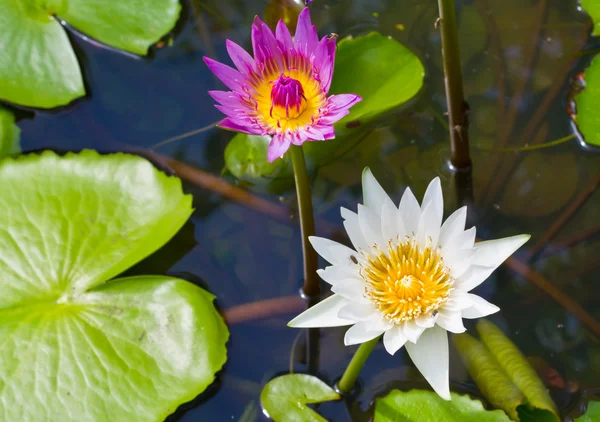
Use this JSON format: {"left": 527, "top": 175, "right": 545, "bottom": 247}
{"left": 314, "top": 36, "right": 336, "bottom": 92}
{"left": 276, "top": 20, "right": 295, "bottom": 55}
{"left": 328, "top": 93, "right": 362, "bottom": 110}
{"left": 204, "top": 57, "right": 246, "bottom": 92}
{"left": 208, "top": 90, "right": 246, "bottom": 109}
{"left": 268, "top": 133, "right": 292, "bottom": 161}
{"left": 252, "top": 17, "right": 284, "bottom": 71}
{"left": 218, "top": 118, "right": 263, "bottom": 135}
{"left": 294, "top": 8, "right": 319, "bottom": 54}
{"left": 225, "top": 40, "right": 256, "bottom": 75}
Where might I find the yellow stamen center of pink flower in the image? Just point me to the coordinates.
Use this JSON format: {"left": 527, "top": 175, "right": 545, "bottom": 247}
{"left": 360, "top": 238, "right": 454, "bottom": 324}
{"left": 270, "top": 74, "right": 306, "bottom": 119}
{"left": 250, "top": 61, "right": 327, "bottom": 133}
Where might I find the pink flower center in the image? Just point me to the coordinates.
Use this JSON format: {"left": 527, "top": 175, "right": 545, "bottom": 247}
{"left": 270, "top": 74, "right": 306, "bottom": 119}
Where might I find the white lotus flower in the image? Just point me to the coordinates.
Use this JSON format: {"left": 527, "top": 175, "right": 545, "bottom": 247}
{"left": 288, "top": 168, "right": 530, "bottom": 400}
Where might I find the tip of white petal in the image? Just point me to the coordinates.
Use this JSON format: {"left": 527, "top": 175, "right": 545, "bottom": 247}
{"left": 438, "top": 389, "right": 452, "bottom": 401}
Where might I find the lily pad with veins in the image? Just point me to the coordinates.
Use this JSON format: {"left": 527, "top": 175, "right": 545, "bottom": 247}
{"left": 0, "top": 150, "right": 228, "bottom": 421}
{"left": 0, "top": 0, "right": 180, "bottom": 108}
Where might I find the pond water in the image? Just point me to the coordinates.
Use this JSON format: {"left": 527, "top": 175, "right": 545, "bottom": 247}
{"left": 14, "top": 0, "right": 600, "bottom": 420}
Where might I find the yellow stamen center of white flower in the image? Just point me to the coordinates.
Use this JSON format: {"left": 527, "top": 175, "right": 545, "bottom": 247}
{"left": 360, "top": 238, "right": 454, "bottom": 324}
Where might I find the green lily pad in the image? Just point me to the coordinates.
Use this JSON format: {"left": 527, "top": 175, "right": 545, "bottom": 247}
{"left": 0, "top": 150, "right": 228, "bottom": 421}
{"left": 260, "top": 374, "right": 340, "bottom": 421}
{"left": 330, "top": 32, "right": 425, "bottom": 130}
{"left": 453, "top": 320, "right": 559, "bottom": 422}
{"left": 0, "top": 106, "right": 20, "bottom": 158}
{"left": 575, "top": 402, "right": 600, "bottom": 421}
{"left": 581, "top": 0, "right": 600, "bottom": 36}
{"left": 224, "top": 133, "right": 293, "bottom": 183}
{"left": 374, "top": 390, "right": 511, "bottom": 421}
{"left": 574, "top": 54, "right": 600, "bottom": 146}
{"left": 0, "top": 0, "right": 180, "bottom": 108}
{"left": 60, "top": 0, "right": 181, "bottom": 55}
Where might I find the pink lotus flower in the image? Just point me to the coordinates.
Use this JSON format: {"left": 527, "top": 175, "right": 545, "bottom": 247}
{"left": 204, "top": 8, "right": 362, "bottom": 162}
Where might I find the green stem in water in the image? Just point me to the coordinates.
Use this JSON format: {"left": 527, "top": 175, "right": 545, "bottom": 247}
{"left": 290, "top": 145, "right": 320, "bottom": 298}
{"left": 438, "top": 0, "right": 471, "bottom": 169}
{"left": 337, "top": 336, "right": 379, "bottom": 395}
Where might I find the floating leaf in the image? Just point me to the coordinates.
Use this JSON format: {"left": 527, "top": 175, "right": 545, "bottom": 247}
{"left": 260, "top": 374, "right": 340, "bottom": 421}
{"left": 373, "top": 390, "right": 511, "bottom": 421}
{"left": 477, "top": 320, "right": 559, "bottom": 421}
{"left": 0, "top": 0, "right": 180, "bottom": 108}
{"left": 0, "top": 106, "right": 20, "bottom": 158}
{"left": 581, "top": 0, "right": 600, "bottom": 36}
{"left": 224, "top": 133, "right": 293, "bottom": 182}
{"left": 330, "top": 32, "right": 425, "bottom": 130}
{"left": 574, "top": 54, "right": 600, "bottom": 146}
{"left": 0, "top": 151, "right": 228, "bottom": 421}
{"left": 575, "top": 402, "right": 600, "bottom": 421}
{"left": 0, "top": 0, "right": 84, "bottom": 108}
{"left": 59, "top": 0, "right": 181, "bottom": 55}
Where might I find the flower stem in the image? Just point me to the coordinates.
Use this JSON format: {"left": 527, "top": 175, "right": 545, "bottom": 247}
{"left": 337, "top": 336, "right": 379, "bottom": 395}
{"left": 437, "top": 0, "right": 471, "bottom": 170}
{"left": 290, "top": 145, "right": 320, "bottom": 298}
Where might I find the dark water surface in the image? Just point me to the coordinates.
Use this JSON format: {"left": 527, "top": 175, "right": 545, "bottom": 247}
{"left": 14, "top": 0, "right": 600, "bottom": 420}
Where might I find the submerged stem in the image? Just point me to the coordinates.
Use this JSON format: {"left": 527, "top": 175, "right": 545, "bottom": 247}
{"left": 337, "top": 336, "right": 379, "bottom": 395}
{"left": 437, "top": 0, "right": 471, "bottom": 169}
{"left": 290, "top": 145, "right": 320, "bottom": 298}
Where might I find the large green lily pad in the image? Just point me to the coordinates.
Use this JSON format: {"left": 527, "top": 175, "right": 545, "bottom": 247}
{"left": 260, "top": 374, "right": 340, "bottom": 421}
{"left": 0, "top": 106, "right": 20, "bottom": 158}
{"left": 0, "top": 150, "right": 228, "bottom": 421}
{"left": 330, "top": 32, "right": 424, "bottom": 130}
{"left": 0, "top": 0, "right": 180, "bottom": 108}
{"left": 581, "top": 0, "right": 600, "bottom": 36}
{"left": 574, "top": 54, "right": 600, "bottom": 147}
{"left": 575, "top": 402, "right": 600, "bottom": 421}
{"left": 374, "top": 390, "right": 511, "bottom": 421}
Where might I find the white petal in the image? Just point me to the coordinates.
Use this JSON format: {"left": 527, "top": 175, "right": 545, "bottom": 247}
{"left": 473, "top": 234, "right": 530, "bottom": 267}
{"left": 416, "top": 201, "right": 442, "bottom": 247}
{"left": 344, "top": 322, "right": 384, "bottom": 345}
{"left": 358, "top": 204, "right": 385, "bottom": 247}
{"left": 341, "top": 207, "right": 369, "bottom": 252}
{"left": 421, "top": 178, "right": 443, "bottom": 245}
{"left": 403, "top": 321, "right": 426, "bottom": 343}
{"left": 338, "top": 303, "right": 377, "bottom": 321}
{"left": 456, "top": 265, "right": 495, "bottom": 291}
{"left": 415, "top": 314, "right": 437, "bottom": 328}
{"left": 436, "top": 311, "right": 466, "bottom": 333}
{"left": 438, "top": 206, "right": 467, "bottom": 248}
{"left": 362, "top": 167, "right": 395, "bottom": 211}
{"left": 421, "top": 177, "right": 443, "bottom": 211}
{"left": 444, "top": 247, "right": 475, "bottom": 279}
{"left": 317, "top": 266, "right": 361, "bottom": 285}
{"left": 399, "top": 187, "right": 421, "bottom": 236}
{"left": 383, "top": 325, "right": 407, "bottom": 355}
{"left": 441, "top": 227, "right": 476, "bottom": 254}
{"left": 381, "top": 199, "right": 401, "bottom": 241}
{"left": 405, "top": 326, "right": 451, "bottom": 400}
{"left": 442, "top": 290, "right": 473, "bottom": 311}
{"left": 309, "top": 236, "right": 359, "bottom": 267}
{"left": 331, "top": 279, "right": 370, "bottom": 303}
{"left": 288, "top": 294, "right": 355, "bottom": 328}
{"left": 461, "top": 294, "right": 500, "bottom": 319}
